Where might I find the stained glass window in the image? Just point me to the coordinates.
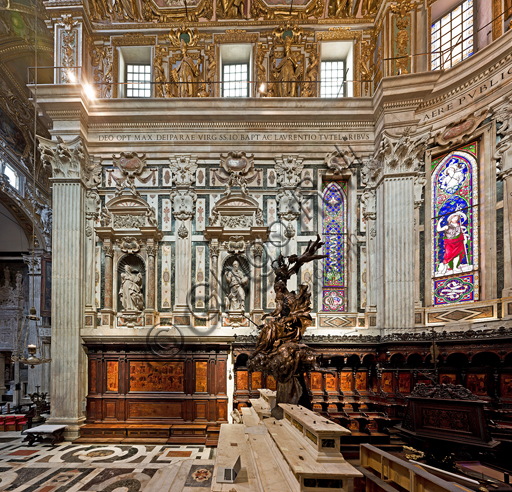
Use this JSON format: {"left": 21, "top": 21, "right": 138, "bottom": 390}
{"left": 431, "top": 142, "right": 479, "bottom": 305}
{"left": 322, "top": 182, "right": 347, "bottom": 312}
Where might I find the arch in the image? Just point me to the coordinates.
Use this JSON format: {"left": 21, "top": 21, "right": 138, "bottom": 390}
{"left": 322, "top": 181, "right": 347, "bottom": 312}
{"left": 445, "top": 352, "right": 469, "bottom": 367}
{"left": 362, "top": 353, "right": 376, "bottom": 367}
{"left": 503, "top": 352, "right": 512, "bottom": 366}
{"left": 389, "top": 353, "right": 406, "bottom": 368}
{"left": 235, "top": 353, "right": 249, "bottom": 367}
{"left": 346, "top": 354, "right": 360, "bottom": 368}
{"left": 406, "top": 352, "right": 424, "bottom": 367}
{"left": 470, "top": 351, "right": 500, "bottom": 367}
{"left": 431, "top": 147, "right": 479, "bottom": 305}
{"left": 0, "top": 188, "right": 46, "bottom": 252}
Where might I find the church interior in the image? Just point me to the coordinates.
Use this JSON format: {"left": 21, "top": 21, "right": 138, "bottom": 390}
{"left": 1, "top": 0, "right": 512, "bottom": 490}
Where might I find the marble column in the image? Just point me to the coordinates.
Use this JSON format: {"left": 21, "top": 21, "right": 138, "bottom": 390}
{"left": 146, "top": 243, "right": 156, "bottom": 310}
{"left": 376, "top": 175, "right": 416, "bottom": 331}
{"left": 102, "top": 240, "right": 114, "bottom": 324}
{"left": 251, "top": 242, "right": 264, "bottom": 320}
{"left": 209, "top": 240, "right": 220, "bottom": 323}
{"left": 85, "top": 190, "right": 100, "bottom": 327}
{"left": 362, "top": 189, "right": 377, "bottom": 314}
{"left": 39, "top": 135, "right": 88, "bottom": 439}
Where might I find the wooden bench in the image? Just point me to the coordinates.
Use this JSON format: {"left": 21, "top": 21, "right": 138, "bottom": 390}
{"left": 23, "top": 425, "right": 67, "bottom": 447}
{"left": 168, "top": 424, "right": 207, "bottom": 444}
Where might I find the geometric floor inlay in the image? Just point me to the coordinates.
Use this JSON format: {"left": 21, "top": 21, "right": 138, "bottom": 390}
{"left": 0, "top": 433, "right": 216, "bottom": 492}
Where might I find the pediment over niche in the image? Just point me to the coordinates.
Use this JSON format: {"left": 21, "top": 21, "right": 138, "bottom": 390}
{"left": 204, "top": 192, "right": 269, "bottom": 242}
{"left": 95, "top": 193, "right": 161, "bottom": 244}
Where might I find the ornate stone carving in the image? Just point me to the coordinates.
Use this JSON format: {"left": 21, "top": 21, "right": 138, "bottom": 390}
{"left": 361, "top": 157, "right": 381, "bottom": 188}
{"left": 39, "top": 136, "right": 100, "bottom": 185}
{"left": 375, "top": 127, "right": 430, "bottom": 175}
{"left": 324, "top": 149, "right": 354, "bottom": 174}
{"left": 413, "top": 173, "right": 427, "bottom": 209}
{"left": 224, "top": 260, "right": 248, "bottom": 311}
{"left": 277, "top": 188, "right": 302, "bottom": 221}
{"left": 223, "top": 235, "right": 246, "bottom": 254}
{"left": 178, "top": 222, "right": 188, "bottom": 239}
{"left": 302, "top": 47, "right": 319, "bottom": 98}
{"left": 116, "top": 237, "right": 141, "bottom": 254}
{"left": 169, "top": 155, "right": 198, "bottom": 187}
{"left": 390, "top": 0, "right": 416, "bottom": 75}
{"left": 23, "top": 255, "right": 42, "bottom": 275}
{"left": 112, "top": 152, "right": 147, "bottom": 196}
{"left": 492, "top": 97, "right": 512, "bottom": 177}
{"left": 435, "top": 110, "right": 488, "bottom": 148}
{"left": 219, "top": 152, "right": 255, "bottom": 196}
{"left": 171, "top": 189, "right": 197, "bottom": 221}
{"left": 113, "top": 214, "right": 146, "bottom": 229}
{"left": 221, "top": 215, "right": 254, "bottom": 229}
{"left": 252, "top": 243, "right": 264, "bottom": 258}
{"left": 119, "top": 265, "right": 144, "bottom": 311}
{"left": 275, "top": 155, "right": 304, "bottom": 187}
{"left": 102, "top": 243, "right": 114, "bottom": 257}
{"left": 360, "top": 189, "right": 376, "bottom": 220}
{"left": 0, "top": 267, "right": 23, "bottom": 311}
{"left": 210, "top": 243, "right": 220, "bottom": 257}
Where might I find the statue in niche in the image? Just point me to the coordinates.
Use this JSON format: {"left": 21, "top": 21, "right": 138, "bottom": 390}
{"left": 224, "top": 260, "right": 248, "bottom": 311}
{"left": 272, "top": 37, "right": 302, "bottom": 97}
{"left": 119, "top": 265, "right": 144, "bottom": 311}
{"left": 172, "top": 40, "right": 201, "bottom": 98}
{"left": 248, "top": 235, "right": 331, "bottom": 418}
{"left": 302, "top": 49, "right": 319, "bottom": 97}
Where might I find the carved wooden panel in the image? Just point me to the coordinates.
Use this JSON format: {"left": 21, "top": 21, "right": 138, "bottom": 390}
{"left": 311, "top": 372, "right": 323, "bottom": 391}
{"left": 218, "top": 400, "right": 228, "bottom": 421}
{"left": 398, "top": 372, "right": 411, "bottom": 393}
{"left": 325, "top": 374, "right": 337, "bottom": 392}
{"left": 339, "top": 372, "right": 352, "bottom": 392}
{"left": 467, "top": 374, "right": 489, "bottom": 396}
{"left": 501, "top": 374, "right": 512, "bottom": 398}
{"left": 107, "top": 361, "right": 119, "bottom": 392}
{"left": 252, "top": 372, "right": 262, "bottom": 389}
{"left": 195, "top": 361, "right": 208, "bottom": 392}
{"left": 355, "top": 372, "right": 367, "bottom": 391}
{"left": 266, "top": 375, "right": 276, "bottom": 390}
{"left": 195, "top": 401, "right": 207, "bottom": 420}
{"left": 237, "top": 370, "right": 248, "bottom": 391}
{"left": 130, "top": 361, "right": 184, "bottom": 392}
{"left": 440, "top": 373, "right": 457, "bottom": 385}
{"left": 105, "top": 401, "right": 117, "bottom": 419}
{"left": 217, "top": 359, "right": 227, "bottom": 394}
{"left": 382, "top": 372, "right": 393, "bottom": 393}
{"left": 128, "top": 401, "right": 183, "bottom": 419}
{"left": 90, "top": 360, "right": 97, "bottom": 393}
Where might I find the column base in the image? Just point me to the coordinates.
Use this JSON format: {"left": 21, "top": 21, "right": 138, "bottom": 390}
{"left": 99, "top": 309, "right": 115, "bottom": 327}
{"left": 84, "top": 308, "right": 97, "bottom": 328}
{"left": 45, "top": 416, "right": 86, "bottom": 441}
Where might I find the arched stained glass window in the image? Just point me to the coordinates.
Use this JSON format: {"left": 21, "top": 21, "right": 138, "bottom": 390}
{"left": 431, "top": 142, "right": 479, "bottom": 305}
{"left": 322, "top": 181, "right": 347, "bottom": 312}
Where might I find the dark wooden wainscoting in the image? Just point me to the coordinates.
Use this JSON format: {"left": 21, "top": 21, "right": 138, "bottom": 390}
{"left": 81, "top": 343, "right": 229, "bottom": 445}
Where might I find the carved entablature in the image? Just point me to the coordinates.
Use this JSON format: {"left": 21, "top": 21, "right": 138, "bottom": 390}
{"left": 96, "top": 194, "right": 162, "bottom": 250}
{"left": 204, "top": 192, "right": 269, "bottom": 244}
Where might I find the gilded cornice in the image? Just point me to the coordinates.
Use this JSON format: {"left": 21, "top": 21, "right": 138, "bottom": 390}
{"left": 111, "top": 32, "right": 157, "bottom": 46}
{"left": 214, "top": 30, "right": 258, "bottom": 43}
{"left": 317, "top": 27, "right": 362, "bottom": 41}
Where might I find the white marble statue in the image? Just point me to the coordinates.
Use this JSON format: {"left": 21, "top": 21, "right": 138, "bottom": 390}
{"left": 119, "top": 265, "right": 144, "bottom": 311}
{"left": 224, "top": 260, "right": 248, "bottom": 312}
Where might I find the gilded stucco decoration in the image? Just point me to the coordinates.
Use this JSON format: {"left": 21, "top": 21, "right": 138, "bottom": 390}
{"left": 90, "top": 43, "right": 113, "bottom": 98}
{"left": 217, "top": 0, "right": 247, "bottom": 19}
{"left": 390, "top": 0, "right": 416, "bottom": 75}
{"left": 250, "top": 0, "right": 323, "bottom": 20}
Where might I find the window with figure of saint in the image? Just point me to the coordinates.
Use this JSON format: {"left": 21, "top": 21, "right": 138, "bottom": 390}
{"left": 431, "top": 142, "right": 479, "bottom": 306}
{"left": 322, "top": 181, "right": 347, "bottom": 312}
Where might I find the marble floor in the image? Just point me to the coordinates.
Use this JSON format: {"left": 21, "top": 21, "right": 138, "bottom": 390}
{"left": 0, "top": 432, "right": 216, "bottom": 492}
